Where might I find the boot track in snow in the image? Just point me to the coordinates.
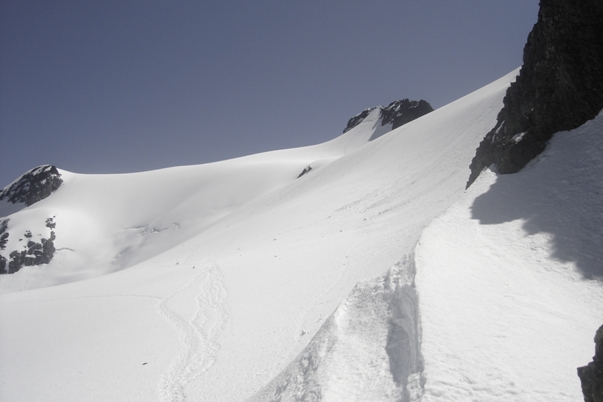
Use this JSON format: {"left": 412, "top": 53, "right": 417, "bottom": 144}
{"left": 157, "top": 261, "right": 228, "bottom": 402}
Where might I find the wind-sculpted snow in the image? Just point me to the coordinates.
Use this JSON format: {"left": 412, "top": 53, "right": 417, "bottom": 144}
{"left": 249, "top": 257, "right": 423, "bottom": 402}
{"left": 0, "top": 64, "right": 599, "bottom": 401}
{"left": 0, "top": 70, "right": 522, "bottom": 401}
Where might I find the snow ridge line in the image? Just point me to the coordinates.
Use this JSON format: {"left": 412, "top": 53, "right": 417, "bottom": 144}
{"left": 157, "top": 262, "right": 228, "bottom": 402}
{"left": 248, "top": 255, "right": 424, "bottom": 402}
{"left": 384, "top": 253, "right": 424, "bottom": 402}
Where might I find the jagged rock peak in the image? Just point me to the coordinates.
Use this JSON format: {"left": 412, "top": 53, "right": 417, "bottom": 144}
{"left": 577, "top": 324, "right": 603, "bottom": 402}
{"left": 467, "top": 0, "right": 603, "bottom": 187}
{"left": 381, "top": 99, "right": 434, "bottom": 130}
{"left": 0, "top": 165, "right": 63, "bottom": 207}
{"left": 343, "top": 99, "right": 433, "bottom": 133}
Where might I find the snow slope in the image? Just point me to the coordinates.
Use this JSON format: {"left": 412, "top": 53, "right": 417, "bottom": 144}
{"left": 415, "top": 112, "right": 603, "bottom": 401}
{"left": 2, "top": 68, "right": 598, "bottom": 402}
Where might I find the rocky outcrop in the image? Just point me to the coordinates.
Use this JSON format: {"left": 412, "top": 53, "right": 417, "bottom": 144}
{"left": 380, "top": 99, "right": 434, "bottom": 130}
{"left": 343, "top": 99, "right": 433, "bottom": 133}
{"left": 0, "top": 219, "right": 8, "bottom": 274}
{"left": 467, "top": 0, "right": 603, "bottom": 187}
{"left": 0, "top": 166, "right": 62, "bottom": 274}
{"left": 0, "top": 216, "right": 57, "bottom": 275}
{"left": 578, "top": 324, "right": 603, "bottom": 402}
{"left": 297, "top": 165, "right": 313, "bottom": 178}
{"left": 0, "top": 165, "right": 63, "bottom": 207}
{"left": 0, "top": 219, "right": 8, "bottom": 249}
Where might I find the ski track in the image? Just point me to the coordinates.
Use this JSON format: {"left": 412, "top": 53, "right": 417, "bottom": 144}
{"left": 157, "top": 261, "right": 228, "bottom": 402}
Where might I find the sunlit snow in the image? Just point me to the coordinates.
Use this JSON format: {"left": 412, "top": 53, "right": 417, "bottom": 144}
{"left": 1, "top": 69, "right": 601, "bottom": 402}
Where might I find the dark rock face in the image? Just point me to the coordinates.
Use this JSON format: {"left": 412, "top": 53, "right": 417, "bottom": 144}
{"left": 0, "top": 219, "right": 8, "bottom": 250}
{"left": 578, "top": 324, "right": 603, "bottom": 402}
{"left": 343, "top": 99, "right": 433, "bottom": 133}
{"left": 467, "top": 0, "right": 603, "bottom": 187}
{"left": 0, "top": 219, "right": 8, "bottom": 274}
{"left": 0, "top": 165, "right": 63, "bottom": 207}
{"left": 380, "top": 99, "right": 434, "bottom": 130}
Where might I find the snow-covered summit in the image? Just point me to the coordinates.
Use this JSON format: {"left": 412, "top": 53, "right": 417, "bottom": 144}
{"left": 0, "top": 69, "right": 512, "bottom": 398}
{"left": 2, "top": 1, "right": 603, "bottom": 399}
{"left": 0, "top": 65, "right": 601, "bottom": 402}
{"left": 0, "top": 165, "right": 62, "bottom": 212}
{"left": 0, "top": 104, "right": 392, "bottom": 281}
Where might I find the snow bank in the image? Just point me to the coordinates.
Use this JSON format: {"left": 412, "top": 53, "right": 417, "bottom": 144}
{"left": 249, "top": 257, "right": 422, "bottom": 402}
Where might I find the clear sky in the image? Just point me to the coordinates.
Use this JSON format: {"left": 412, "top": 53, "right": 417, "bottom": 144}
{"left": 0, "top": 0, "right": 539, "bottom": 187}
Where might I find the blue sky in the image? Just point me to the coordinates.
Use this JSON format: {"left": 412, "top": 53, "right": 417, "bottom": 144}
{"left": 0, "top": 0, "right": 539, "bottom": 187}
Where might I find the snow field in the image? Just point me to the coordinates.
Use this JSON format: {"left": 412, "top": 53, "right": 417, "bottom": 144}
{"left": 415, "top": 112, "right": 603, "bottom": 401}
{"left": 0, "top": 69, "right": 551, "bottom": 402}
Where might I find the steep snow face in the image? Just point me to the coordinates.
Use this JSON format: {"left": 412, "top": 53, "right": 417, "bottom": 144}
{"left": 415, "top": 112, "right": 603, "bottom": 401}
{"left": 0, "top": 70, "right": 515, "bottom": 402}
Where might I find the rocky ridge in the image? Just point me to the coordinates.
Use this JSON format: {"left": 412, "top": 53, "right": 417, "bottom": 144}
{"left": 467, "top": 0, "right": 603, "bottom": 187}
{"left": 0, "top": 217, "right": 57, "bottom": 274}
{"left": 0, "top": 165, "right": 63, "bottom": 207}
{"left": 0, "top": 165, "right": 62, "bottom": 274}
{"left": 343, "top": 99, "right": 433, "bottom": 134}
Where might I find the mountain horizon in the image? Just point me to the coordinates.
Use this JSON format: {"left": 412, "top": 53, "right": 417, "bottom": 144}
{"left": 1, "top": 1, "right": 602, "bottom": 401}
